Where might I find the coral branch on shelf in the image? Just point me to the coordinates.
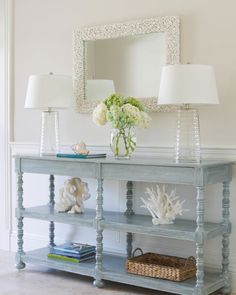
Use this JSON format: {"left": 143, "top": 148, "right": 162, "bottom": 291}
{"left": 141, "top": 185, "right": 188, "bottom": 225}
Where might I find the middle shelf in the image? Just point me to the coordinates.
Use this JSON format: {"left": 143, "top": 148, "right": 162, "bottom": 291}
{"left": 18, "top": 205, "right": 224, "bottom": 241}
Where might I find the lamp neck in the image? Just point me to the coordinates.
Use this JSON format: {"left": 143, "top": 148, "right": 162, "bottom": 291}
{"left": 181, "top": 104, "right": 191, "bottom": 110}
{"left": 43, "top": 107, "right": 55, "bottom": 113}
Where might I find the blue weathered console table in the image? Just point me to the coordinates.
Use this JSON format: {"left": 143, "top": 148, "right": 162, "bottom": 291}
{"left": 14, "top": 155, "right": 233, "bottom": 295}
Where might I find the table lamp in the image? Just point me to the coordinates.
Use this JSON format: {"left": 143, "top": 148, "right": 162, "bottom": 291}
{"left": 86, "top": 79, "right": 115, "bottom": 99}
{"left": 158, "top": 64, "right": 219, "bottom": 163}
{"left": 25, "top": 73, "right": 73, "bottom": 156}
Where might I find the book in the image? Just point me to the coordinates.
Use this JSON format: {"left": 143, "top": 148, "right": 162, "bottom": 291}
{"left": 52, "top": 243, "right": 95, "bottom": 255}
{"left": 50, "top": 248, "right": 96, "bottom": 259}
{"left": 56, "top": 153, "right": 106, "bottom": 159}
{"left": 48, "top": 253, "right": 95, "bottom": 263}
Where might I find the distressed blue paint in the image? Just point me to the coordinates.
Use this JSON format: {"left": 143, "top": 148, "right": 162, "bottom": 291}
{"left": 14, "top": 155, "right": 233, "bottom": 294}
{"left": 221, "top": 181, "right": 231, "bottom": 295}
{"left": 93, "top": 171, "right": 104, "bottom": 288}
{"left": 49, "top": 175, "right": 55, "bottom": 248}
{"left": 194, "top": 186, "right": 206, "bottom": 295}
{"left": 125, "top": 181, "right": 134, "bottom": 258}
{"left": 16, "top": 171, "right": 26, "bottom": 270}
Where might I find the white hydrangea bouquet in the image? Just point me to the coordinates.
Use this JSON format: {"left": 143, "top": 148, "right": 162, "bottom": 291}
{"left": 93, "top": 94, "right": 151, "bottom": 158}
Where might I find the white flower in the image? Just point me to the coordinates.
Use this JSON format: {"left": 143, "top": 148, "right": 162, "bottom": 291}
{"left": 139, "top": 111, "right": 151, "bottom": 128}
{"left": 92, "top": 95, "right": 150, "bottom": 130}
{"left": 121, "top": 103, "right": 141, "bottom": 125}
{"left": 92, "top": 103, "right": 108, "bottom": 126}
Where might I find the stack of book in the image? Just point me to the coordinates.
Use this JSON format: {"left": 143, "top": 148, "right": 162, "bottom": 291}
{"left": 48, "top": 242, "right": 96, "bottom": 263}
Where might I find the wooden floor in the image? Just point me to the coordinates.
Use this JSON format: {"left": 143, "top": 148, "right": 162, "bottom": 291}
{"left": 0, "top": 250, "right": 231, "bottom": 295}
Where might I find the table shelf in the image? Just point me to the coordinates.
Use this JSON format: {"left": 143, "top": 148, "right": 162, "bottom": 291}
{"left": 23, "top": 247, "right": 224, "bottom": 295}
{"left": 23, "top": 247, "right": 95, "bottom": 277}
{"left": 19, "top": 205, "right": 224, "bottom": 241}
{"left": 101, "top": 210, "right": 224, "bottom": 241}
{"left": 18, "top": 205, "right": 95, "bottom": 227}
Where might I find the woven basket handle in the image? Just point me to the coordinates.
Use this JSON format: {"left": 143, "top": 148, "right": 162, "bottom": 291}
{"left": 184, "top": 256, "right": 196, "bottom": 268}
{"left": 132, "top": 248, "right": 143, "bottom": 257}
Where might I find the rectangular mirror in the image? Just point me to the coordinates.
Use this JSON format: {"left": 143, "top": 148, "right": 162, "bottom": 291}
{"left": 86, "top": 32, "right": 166, "bottom": 98}
{"left": 73, "top": 17, "right": 180, "bottom": 113}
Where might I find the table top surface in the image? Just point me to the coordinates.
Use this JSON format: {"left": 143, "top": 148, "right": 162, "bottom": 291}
{"left": 14, "top": 154, "right": 234, "bottom": 168}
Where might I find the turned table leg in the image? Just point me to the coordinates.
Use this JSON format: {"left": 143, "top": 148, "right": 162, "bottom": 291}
{"left": 16, "top": 172, "right": 26, "bottom": 270}
{"left": 125, "top": 181, "right": 134, "bottom": 216}
{"left": 221, "top": 181, "right": 231, "bottom": 295}
{"left": 194, "top": 186, "right": 206, "bottom": 295}
{"left": 49, "top": 175, "right": 55, "bottom": 248}
{"left": 93, "top": 176, "right": 104, "bottom": 288}
{"left": 124, "top": 181, "right": 134, "bottom": 258}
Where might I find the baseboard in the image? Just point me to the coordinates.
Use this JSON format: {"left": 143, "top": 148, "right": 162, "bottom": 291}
{"left": 0, "top": 228, "right": 10, "bottom": 250}
{"left": 232, "top": 272, "right": 236, "bottom": 293}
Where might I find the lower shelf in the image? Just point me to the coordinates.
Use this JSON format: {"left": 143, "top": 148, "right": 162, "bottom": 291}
{"left": 23, "top": 247, "right": 225, "bottom": 295}
{"left": 23, "top": 247, "right": 95, "bottom": 277}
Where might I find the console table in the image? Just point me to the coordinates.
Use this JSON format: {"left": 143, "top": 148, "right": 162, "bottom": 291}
{"left": 14, "top": 155, "right": 233, "bottom": 295}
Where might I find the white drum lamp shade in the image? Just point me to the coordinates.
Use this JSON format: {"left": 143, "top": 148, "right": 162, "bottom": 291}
{"left": 158, "top": 64, "right": 219, "bottom": 105}
{"left": 158, "top": 64, "right": 219, "bottom": 163}
{"left": 24, "top": 74, "right": 73, "bottom": 156}
{"left": 86, "top": 79, "right": 115, "bottom": 100}
{"left": 25, "top": 74, "right": 73, "bottom": 109}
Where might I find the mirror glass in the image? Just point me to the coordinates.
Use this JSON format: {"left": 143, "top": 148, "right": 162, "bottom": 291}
{"left": 85, "top": 32, "right": 166, "bottom": 99}
{"left": 73, "top": 16, "right": 180, "bottom": 112}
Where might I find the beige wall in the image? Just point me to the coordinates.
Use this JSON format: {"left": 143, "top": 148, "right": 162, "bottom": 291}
{"left": 14, "top": 0, "right": 236, "bottom": 148}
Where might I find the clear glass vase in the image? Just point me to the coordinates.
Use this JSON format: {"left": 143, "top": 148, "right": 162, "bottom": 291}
{"left": 110, "top": 127, "right": 137, "bottom": 159}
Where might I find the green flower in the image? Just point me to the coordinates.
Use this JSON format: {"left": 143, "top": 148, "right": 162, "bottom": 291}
{"left": 107, "top": 105, "right": 122, "bottom": 128}
{"left": 104, "top": 94, "right": 123, "bottom": 110}
{"left": 92, "top": 94, "right": 150, "bottom": 130}
{"left": 123, "top": 97, "right": 144, "bottom": 111}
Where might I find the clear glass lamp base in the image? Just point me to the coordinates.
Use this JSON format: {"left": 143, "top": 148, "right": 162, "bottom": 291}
{"left": 40, "top": 111, "right": 60, "bottom": 156}
{"left": 175, "top": 108, "right": 201, "bottom": 163}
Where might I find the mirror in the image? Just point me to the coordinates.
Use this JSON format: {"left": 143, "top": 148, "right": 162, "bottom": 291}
{"left": 86, "top": 33, "right": 166, "bottom": 98}
{"left": 73, "top": 16, "right": 180, "bottom": 113}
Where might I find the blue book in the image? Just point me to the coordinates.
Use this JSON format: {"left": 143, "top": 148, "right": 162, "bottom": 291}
{"left": 50, "top": 248, "right": 96, "bottom": 259}
{"left": 48, "top": 253, "right": 95, "bottom": 263}
{"left": 52, "top": 243, "right": 95, "bottom": 255}
{"left": 56, "top": 153, "right": 106, "bottom": 159}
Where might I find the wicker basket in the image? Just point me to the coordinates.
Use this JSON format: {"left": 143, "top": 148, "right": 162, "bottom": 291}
{"left": 126, "top": 248, "right": 196, "bottom": 282}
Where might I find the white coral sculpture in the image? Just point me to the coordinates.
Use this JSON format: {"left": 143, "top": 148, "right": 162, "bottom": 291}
{"left": 55, "top": 177, "right": 90, "bottom": 214}
{"left": 141, "top": 185, "right": 188, "bottom": 225}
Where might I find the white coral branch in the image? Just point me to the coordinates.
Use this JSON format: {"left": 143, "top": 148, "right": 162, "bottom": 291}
{"left": 141, "top": 185, "right": 188, "bottom": 225}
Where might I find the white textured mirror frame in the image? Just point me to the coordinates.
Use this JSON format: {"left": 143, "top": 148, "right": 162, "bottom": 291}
{"left": 73, "top": 16, "right": 180, "bottom": 113}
